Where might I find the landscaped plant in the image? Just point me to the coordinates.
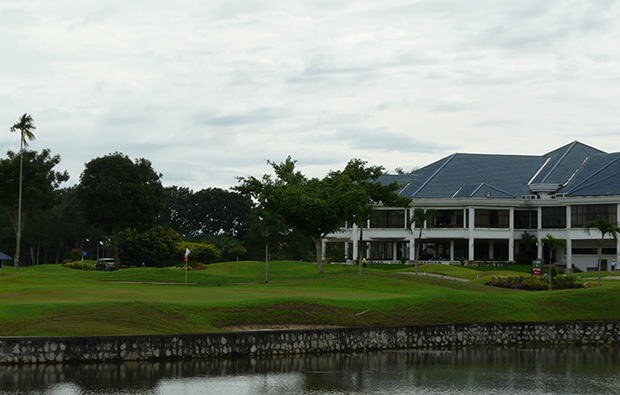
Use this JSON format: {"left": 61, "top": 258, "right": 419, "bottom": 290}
{"left": 486, "top": 275, "right": 588, "bottom": 290}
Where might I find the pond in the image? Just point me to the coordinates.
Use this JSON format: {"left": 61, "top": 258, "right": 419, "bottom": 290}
{"left": 2, "top": 346, "right": 620, "bottom": 394}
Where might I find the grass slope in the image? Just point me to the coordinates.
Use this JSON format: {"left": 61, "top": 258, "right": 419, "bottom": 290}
{"left": 1, "top": 262, "right": 619, "bottom": 336}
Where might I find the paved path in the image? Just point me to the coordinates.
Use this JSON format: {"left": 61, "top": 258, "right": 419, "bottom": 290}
{"left": 398, "top": 272, "right": 470, "bottom": 282}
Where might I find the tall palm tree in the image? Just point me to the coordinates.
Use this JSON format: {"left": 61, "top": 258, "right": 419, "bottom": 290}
{"left": 410, "top": 208, "right": 437, "bottom": 275}
{"left": 9, "top": 113, "right": 36, "bottom": 273}
{"left": 352, "top": 205, "right": 374, "bottom": 275}
{"left": 541, "top": 234, "right": 566, "bottom": 290}
{"left": 584, "top": 215, "right": 620, "bottom": 287}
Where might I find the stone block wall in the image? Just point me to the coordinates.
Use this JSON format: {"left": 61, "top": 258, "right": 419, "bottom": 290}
{"left": 1, "top": 322, "right": 620, "bottom": 365}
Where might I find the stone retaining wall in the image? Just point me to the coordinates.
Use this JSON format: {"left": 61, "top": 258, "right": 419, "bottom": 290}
{"left": 2, "top": 322, "right": 620, "bottom": 364}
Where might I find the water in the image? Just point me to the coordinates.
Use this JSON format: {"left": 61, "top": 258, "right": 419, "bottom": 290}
{"left": 2, "top": 347, "right": 620, "bottom": 394}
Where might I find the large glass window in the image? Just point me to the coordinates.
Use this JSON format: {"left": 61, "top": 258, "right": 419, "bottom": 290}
{"left": 475, "top": 209, "right": 509, "bottom": 228}
{"left": 434, "top": 210, "right": 464, "bottom": 228}
{"left": 542, "top": 207, "right": 566, "bottom": 229}
{"left": 370, "top": 209, "right": 407, "bottom": 228}
{"left": 514, "top": 210, "right": 538, "bottom": 229}
{"left": 571, "top": 204, "right": 617, "bottom": 228}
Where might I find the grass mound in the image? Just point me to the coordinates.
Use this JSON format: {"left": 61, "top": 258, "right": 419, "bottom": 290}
{"left": 1, "top": 261, "right": 620, "bottom": 336}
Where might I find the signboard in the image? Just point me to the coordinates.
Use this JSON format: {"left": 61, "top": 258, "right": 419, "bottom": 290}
{"left": 532, "top": 260, "right": 542, "bottom": 276}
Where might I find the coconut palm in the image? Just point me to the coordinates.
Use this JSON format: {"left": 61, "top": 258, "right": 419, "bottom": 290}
{"left": 541, "top": 234, "right": 566, "bottom": 290}
{"left": 351, "top": 205, "right": 374, "bottom": 275}
{"left": 584, "top": 215, "right": 620, "bottom": 287}
{"left": 410, "top": 208, "right": 437, "bottom": 275}
{"left": 9, "top": 113, "right": 36, "bottom": 273}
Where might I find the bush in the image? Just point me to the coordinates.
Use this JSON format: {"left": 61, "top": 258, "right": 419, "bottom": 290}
{"left": 62, "top": 261, "right": 97, "bottom": 271}
{"left": 70, "top": 249, "right": 83, "bottom": 262}
{"left": 178, "top": 241, "right": 221, "bottom": 264}
{"left": 486, "top": 274, "right": 588, "bottom": 290}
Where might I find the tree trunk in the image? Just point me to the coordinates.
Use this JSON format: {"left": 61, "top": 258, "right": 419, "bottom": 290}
{"left": 358, "top": 226, "right": 363, "bottom": 275}
{"left": 313, "top": 237, "right": 324, "bottom": 274}
{"left": 113, "top": 234, "right": 120, "bottom": 270}
{"left": 265, "top": 236, "right": 269, "bottom": 283}
{"left": 29, "top": 245, "right": 35, "bottom": 266}
{"left": 14, "top": 147, "right": 24, "bottom": 273}
{"left": 598, "top": 242, "right": 603, "bottom": 287}
{"left": 415, "top": 227, "right": 423, "bottom": 275}
{"left": 548, "top": 250, "right": 553, "bottom": 290}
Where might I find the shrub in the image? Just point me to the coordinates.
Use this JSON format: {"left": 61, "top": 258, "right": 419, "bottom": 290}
{"left": 177, "top": 241, "right": 221, "bottom": 264}
{"left": 521, "top": 277, "right": 548, "bottom": 290}
{"left": 62, "top": 261, "right": 97, "bottom": 271}
{"left": 70, "top": 249, "right": 83, "bottom": 261}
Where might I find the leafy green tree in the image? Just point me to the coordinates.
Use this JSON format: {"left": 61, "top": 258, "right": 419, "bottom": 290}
{"left": 541, "top": 234, "right": 566, "bottom": 290}
{"left": 236, "top": 157, "right": 408, "bottom": 274}
{"left": 516, "top": 231, "right": 538, "bottom": 265}
{"left": 248, "top": 208, "right": 286, "bottom": 283}
{"left": 179, "top": 241, "right": 221, "bottom": 264}
{"left": 584, "top": 216, "right": 620, "bottom": 287}
{"left": 120, "top": 226, "right": 183, "bottom": 266}
{"left": 158, "top": 186, "right": 196, "bottom": 237}
{"left": 8, "top": 114, "right": 37, "bottom": 272}
{"left": 411, "top": 208, "right": 437, "bottom": 274}
{"left": 0, "top": 149, "right": 68, "bottom": 270}
{"left": 77, "top": 153, "right": 164, "bottom": 269}
{"left": 158, "top": 186, "right": 252, "bottom": 240}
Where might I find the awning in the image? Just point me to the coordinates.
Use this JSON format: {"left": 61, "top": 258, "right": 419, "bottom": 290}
{"left": 0, "top": 252, "right": 13, "bottom": 260}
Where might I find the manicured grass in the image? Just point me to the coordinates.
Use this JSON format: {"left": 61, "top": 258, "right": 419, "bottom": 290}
{"left": 1, "top": 261, "right": 620, "bottom": 336}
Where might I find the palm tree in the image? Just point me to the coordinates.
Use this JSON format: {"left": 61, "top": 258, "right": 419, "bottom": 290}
{"left": 351, "top": 205, "right": 374, "bottom": 275}
{"left": 9, "top": 113, "right": 36, "bottom": 273}
{"left": 541, "top": 234, "right": 566, "bottom": 290}
{"left": 410, "top": 208, "right": 437, "bottom": 275}
{"left": 584, "top": 215, "right": 620, "bottom": 287}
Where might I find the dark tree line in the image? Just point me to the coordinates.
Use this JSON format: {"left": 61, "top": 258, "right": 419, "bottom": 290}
{"left": 0, "top": 148, "right": 258, "bottom": 268}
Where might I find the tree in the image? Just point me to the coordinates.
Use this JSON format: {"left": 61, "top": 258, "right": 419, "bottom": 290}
{"left": 410, "top": 208, "right": 437, "bottom": 275}
{"left": 248, "top": 208, "right": 286, "bottom": 283}
{"left": 541, "top": 234, "right": 566, "bottom": 290}
{"left": 516, "top": 231, "right": 537, "bottom": 265}
{"left": 584, "top": 216, "right": 620, "bottom": 287}
{"left": 236, "top": 157, "right": 408, "bottom": 274}
{"left": 0, "top": 149, "right": 68, "bottom": 270}
{"left": 77, "top": 153, "right": 164, "bottom": 269}
{"left": 8, "top": 114, "right": 37, "bottom": 272}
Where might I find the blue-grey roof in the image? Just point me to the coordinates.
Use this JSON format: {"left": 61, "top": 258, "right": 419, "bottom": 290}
{"left": 382, "top": 141, "right": 620, "bottom": 199}
{"left": 0, "top": 252, "right": 13, "bottom": 260}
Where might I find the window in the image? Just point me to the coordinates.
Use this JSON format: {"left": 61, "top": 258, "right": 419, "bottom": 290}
{"left": 571, "top": 204, "right": 617, "bottom": 228}
{"left": 370, "top": 210, "right": 407, "bottom": 228}
{"left": 542, "top": 207, "right": 566, "bottom": 229}
{"left": 514, "top": 210, "right": 538, "bottom": 229}
{"left": 434, "top": 210, "right": 464, "bottom": 228}
{"left": 475, "top": 209, "right": 509, "bottom": 228}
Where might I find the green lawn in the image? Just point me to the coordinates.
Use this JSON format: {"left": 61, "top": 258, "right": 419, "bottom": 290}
{"left": 1, "top": 262, "right": 620, "bottom": 336}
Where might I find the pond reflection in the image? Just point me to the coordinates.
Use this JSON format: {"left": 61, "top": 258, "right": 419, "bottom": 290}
{"left": 2, "top": 347, "right": 620, "bottom": 394}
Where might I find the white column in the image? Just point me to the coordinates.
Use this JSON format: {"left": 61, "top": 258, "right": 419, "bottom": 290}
{"left": 537, "top": 207, "right": 543, "bottom": 260}
{"left": 468, "top": 207, "right": 475, "bottom": 261}
{"left": 409, "top": 236, "right": 416, "bottom": 261}
{"left": 393, "top": 242, "right": 398, "bottom": 262}
{"left": 509, "top": 207, "right": 515, "bottom": 261}
{"left": 450, "top": 240, "right": 455, "bottom": 261}
{"left": 352, "top": 224, "right": 359, "bottom": 261}
{"left": 617, "top": 204, "right": 620, "bottom": 265}
{"left": 321, "top": 240, "right": 326, "bottom": 261}
{"left": 566, "top": 238, "right": 572, "bottom": 270}
{"left": 489, "top": 241, "right": 494, "bottom": 260}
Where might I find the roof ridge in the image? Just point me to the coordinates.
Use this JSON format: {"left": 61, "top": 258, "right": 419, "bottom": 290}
{"left": 565, "top": 153, "right": 620, "bottom": 193}
{"left": 567, "top": 168, "right": 620, "bottom": 195}
{"left": 412, "top": 153, "right": 456, "bottom": 197}
{"left": 540, "top": 141, "right": 577, "bottom": 183}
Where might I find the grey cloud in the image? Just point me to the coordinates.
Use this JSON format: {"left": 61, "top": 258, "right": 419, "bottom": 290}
{"left": 193, "top": 108, "right": 287, "bottom": 127}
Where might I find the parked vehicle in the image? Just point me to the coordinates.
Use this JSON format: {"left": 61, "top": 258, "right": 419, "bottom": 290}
{"left": 95, "top": 258, "right": 116, "bottom": 271}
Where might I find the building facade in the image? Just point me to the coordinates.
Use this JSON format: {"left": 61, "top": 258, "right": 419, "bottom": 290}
{"left": 324, "top": 141, "right": 620, "bottom": 271}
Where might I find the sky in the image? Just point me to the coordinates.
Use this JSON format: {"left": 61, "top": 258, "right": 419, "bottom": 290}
{"left": 2, "top": 0, "right": 620, "bottom": 190}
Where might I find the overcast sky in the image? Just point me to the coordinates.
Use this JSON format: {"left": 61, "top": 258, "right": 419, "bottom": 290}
{"left": 2, "top": 0, "right": 620, "bottom": 190}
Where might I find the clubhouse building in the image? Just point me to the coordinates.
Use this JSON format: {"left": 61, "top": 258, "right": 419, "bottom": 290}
{"left": 325, "top": 141, "right": 620, "bottom": 272}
